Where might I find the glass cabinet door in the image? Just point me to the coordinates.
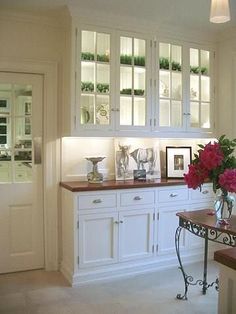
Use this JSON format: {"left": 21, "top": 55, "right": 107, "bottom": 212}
{"left": 189, "top": 48, "right": 211, "bottom": 129}
{"left": 158, "top": 43, "right": 183, "bottom": 128}
{"left": 119, "top": 36, "right": 146, "bottom": 127}
{"left": 0, "top": 84, "right": 32, "bottom": 183}
{"left": 80, "top": 30, "right": 111, "bottom": 127}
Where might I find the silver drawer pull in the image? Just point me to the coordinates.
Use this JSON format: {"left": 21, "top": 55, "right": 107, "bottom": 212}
{"left": 170, "top": 193, "right": 178, "bottom": 197}
{"left": 114, "top": 221, "right": 119, "bottom": 224}
{"left": 202, "top": 190, "right": 209, "bottom": 194}
{"left": 119, "top": 220, "right": 124, "bottom": 224}
{"left": 93, "top": 199, "right": 102, "bottom": 204}
{"left": 134, "top": 196, "right": 142, "bottom": 201}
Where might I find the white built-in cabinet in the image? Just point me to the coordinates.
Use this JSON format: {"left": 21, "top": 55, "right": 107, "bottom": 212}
{"left": 70, "top": 23, "right": 215, "bottom": 137}
{"left": 61, "top": 183, "right": 215, "bottom": 286}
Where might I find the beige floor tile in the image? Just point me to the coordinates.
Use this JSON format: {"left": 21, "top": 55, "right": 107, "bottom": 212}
{"left": 0, "top": 292, "right": 26, "bottom": 312}
{"left": 26, "top": 287, "right": 71, "bottom": 306}
{"left": 0, "top": 261, "right": 218, "bottom": 314}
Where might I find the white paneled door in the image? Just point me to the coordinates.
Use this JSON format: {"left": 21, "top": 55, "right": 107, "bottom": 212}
{"left": 0, "top": 72, "right": 44, "bottom": 273}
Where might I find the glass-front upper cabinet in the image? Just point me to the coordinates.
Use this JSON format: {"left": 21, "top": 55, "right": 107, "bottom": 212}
{"left": 158, "top": 43, "right": 183, "bottom": 129}
{"left": 189, "top": 48, "right": 212, "bottom": 130}
{"left": 119, "top": 35, "right": 148, "bottom": 129}
{"left": 79, "top": 29, "right": 112, "bottom": 129}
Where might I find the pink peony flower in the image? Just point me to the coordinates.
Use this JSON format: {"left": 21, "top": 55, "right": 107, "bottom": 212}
{"left": 199, "top": 142, "right": 224, "bottom": 171}
{"left": 184, "top": 163, "right": 209, "bottom": 190}
{"left": 219, "top": 169, "right": 236, "bottom": 193}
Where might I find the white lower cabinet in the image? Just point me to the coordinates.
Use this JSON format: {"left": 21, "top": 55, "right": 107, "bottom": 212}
{"left": 119, "top": 208, "right": 154, "bottom": 261}
{"left": 61, "top": 183, "right": 214, "bottom": 285}
{"left": 158, "top": 205, "right": 188, "bottom": 255}
{"left": 78, "top": 212, "right": 119, "bottom": 268}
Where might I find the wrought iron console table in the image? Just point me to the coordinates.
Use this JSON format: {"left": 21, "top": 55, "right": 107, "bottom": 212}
{"left": 175, "top": 209, "right": 236, "bottom": 300}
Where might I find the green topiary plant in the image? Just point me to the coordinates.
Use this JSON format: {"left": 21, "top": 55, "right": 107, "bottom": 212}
{"left": 81, "top": 52, "right": 95, "bottom": 61}
{"left": 159, "top": 57, "right": 170, "bottom": 70}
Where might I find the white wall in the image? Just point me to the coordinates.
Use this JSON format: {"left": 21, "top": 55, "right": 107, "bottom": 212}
{"left": 217, "top": 33, "right": 236, "bottom": 138}
{"left": 61, "top": 137, "right": 215, "bottom": 181}
{"left": 0, "top": 8, "right": 71, "bottom": 137}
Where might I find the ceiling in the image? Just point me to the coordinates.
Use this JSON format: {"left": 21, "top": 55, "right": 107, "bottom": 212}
{"left": 0, "top": 0, "right": 236, "bottom": 35}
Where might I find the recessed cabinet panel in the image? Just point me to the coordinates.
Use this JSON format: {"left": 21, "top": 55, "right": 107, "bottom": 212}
{"left": 79, "top": 212, "right": 119, "bottom": 267}
{"left": 119, "top": 209, "right": 154, "bottom": 261}
{"left": 158, "top": 207, "right": 186, "bottom": 254}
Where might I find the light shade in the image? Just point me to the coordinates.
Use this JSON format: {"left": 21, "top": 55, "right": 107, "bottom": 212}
{"left": 210, "top": 0, "right": 231, "bottom": 23}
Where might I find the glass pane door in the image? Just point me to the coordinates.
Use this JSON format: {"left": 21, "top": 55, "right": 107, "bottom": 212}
{"left": 159, "top": 43, "right": 183, "bottom": 128}
{"left": 190, "top": 48, "right": 211, "bottom": 129}
{"left": 80, "top": 30, "right": 111, "bottom": 126}
{"left": 0, "top": 84, "right": 32, "bottom": 183}
{"left": 120, "top": 36, "right": 146, "bottom": 126}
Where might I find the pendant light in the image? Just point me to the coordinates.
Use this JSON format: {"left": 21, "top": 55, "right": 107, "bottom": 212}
{"left": 210, "top": 0, "right": 231, "bottom": 23}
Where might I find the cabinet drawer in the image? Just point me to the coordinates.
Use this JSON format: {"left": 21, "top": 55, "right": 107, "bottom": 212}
{"left": 120, "top": 190, "right": 155, "bottom": 207}
{"left": 78, "top": 193, "right": 117, "bottom": 210}
{"left": 158, "top": 188, "right": 189, "bottom": 203}
{"left": 191, "top": 186, "right": 215, "bottom": 201}
{"left": 0, "top": 161, "right": 10, "bottom": 169}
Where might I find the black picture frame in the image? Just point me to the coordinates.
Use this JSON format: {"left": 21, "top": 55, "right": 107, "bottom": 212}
{"left": 166, "top": 146, "right": 192, "bottom": 179}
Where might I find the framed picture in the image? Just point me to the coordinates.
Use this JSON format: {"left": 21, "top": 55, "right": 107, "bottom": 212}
{"left": 166, "top": 146, "right": 192, "bottom": 179}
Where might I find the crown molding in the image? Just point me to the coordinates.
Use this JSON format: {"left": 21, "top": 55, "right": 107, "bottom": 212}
{"left": 68, "top": 5, "right": 218, "bottom": 45}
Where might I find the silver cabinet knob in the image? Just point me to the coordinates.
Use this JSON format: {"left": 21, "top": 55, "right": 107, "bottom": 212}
{"left": 119, "top": 220, "right": 124, "bottom": 223}
{"left": 93, "top": 199, "right": 102, "bottom": 204}
{"left": 202, "top": 190, "right": 209, "bottom": 194}
{"left": 170, "top": 193, "right": 178, "bottom": 197}
{"left": 134, "top": 196, "right": 142, "bottom": 201}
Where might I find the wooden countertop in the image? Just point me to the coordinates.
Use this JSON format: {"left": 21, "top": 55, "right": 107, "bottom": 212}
{"left": 214, "top": 248, "right": 236, "bottom": 271}
{"left": 60, "top": 178, "right": 186, "bottom": 192}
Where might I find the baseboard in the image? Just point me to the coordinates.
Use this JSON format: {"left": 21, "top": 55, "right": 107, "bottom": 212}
{"left": 68, "top": 249, "right": 212, "bottom": 286}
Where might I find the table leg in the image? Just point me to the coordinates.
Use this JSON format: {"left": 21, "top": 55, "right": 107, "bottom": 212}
{"left": 175, "top": 225, "right": 188, "bottom": 300}
{"left": 202, "top": 229, "right": 208, "bottom": 295}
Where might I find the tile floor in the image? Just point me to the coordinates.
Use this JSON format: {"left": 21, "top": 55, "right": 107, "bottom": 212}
{"left": 0, "top": 261, "right": 219, "bottom": 314}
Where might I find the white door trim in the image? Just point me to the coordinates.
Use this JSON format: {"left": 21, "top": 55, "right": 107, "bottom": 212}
{"left": 0, "top": 58, "right": 59, "bottom": 270}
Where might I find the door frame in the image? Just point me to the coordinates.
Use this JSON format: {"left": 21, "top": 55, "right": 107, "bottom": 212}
{"left": 0, "top": 58, "right": 59, "bottom": 270}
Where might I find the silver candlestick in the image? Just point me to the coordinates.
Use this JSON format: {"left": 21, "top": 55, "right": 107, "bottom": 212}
{"left": 85, "top": 157, "right": 106, "bottom": 183}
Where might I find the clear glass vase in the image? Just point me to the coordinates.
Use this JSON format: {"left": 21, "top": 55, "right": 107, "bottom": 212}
{"left": 214, "top": 190, "right": 234, "bottom": 224}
